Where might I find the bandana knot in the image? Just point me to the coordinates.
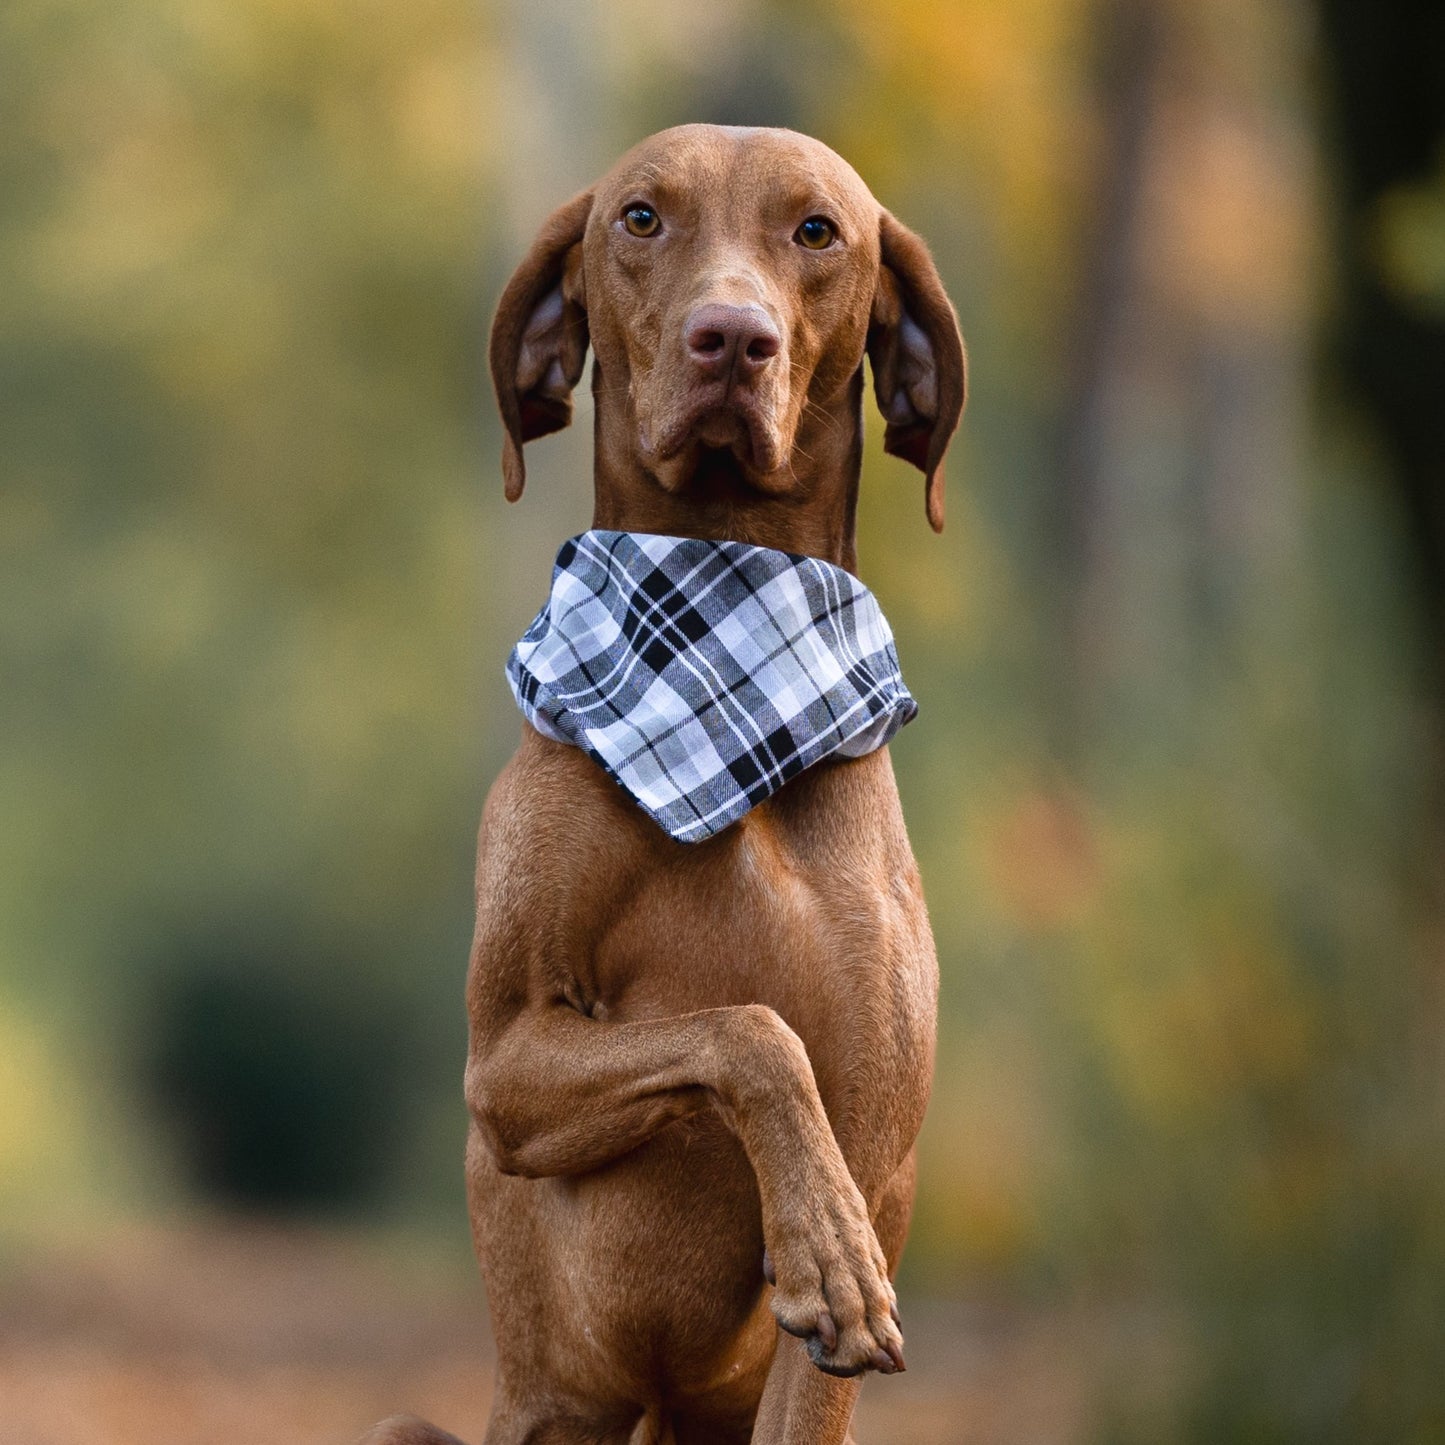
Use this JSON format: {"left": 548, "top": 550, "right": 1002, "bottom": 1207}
{"left": 507, "top": 530, "right": 916, "bottom": 844}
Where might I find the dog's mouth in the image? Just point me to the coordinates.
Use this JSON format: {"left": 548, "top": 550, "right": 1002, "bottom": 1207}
{"left": 690, "top": 407, "right": 751, "bottom": 454}
{"left": 647, "top": 399, "right": 787, "bottom": 489}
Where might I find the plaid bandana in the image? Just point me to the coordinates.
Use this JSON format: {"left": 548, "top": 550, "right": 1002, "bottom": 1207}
{"left": 507, "top": 529, "right": 916, "bottom": 844}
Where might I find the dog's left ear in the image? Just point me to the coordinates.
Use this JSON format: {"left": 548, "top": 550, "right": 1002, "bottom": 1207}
{"left": 867, "top": 211, "right": 966, "bottom": 533}
{"left": 489, "top": 189, "right": 594, "bottom": 502}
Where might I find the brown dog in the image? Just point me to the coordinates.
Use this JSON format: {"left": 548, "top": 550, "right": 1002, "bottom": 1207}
{"left": 362, "top": 124, "right": 964, "bottom": 1445}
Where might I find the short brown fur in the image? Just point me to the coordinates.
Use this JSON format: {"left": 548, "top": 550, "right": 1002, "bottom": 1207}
{"left": 363, "top": 124, "right": 965, "bottom": 1445}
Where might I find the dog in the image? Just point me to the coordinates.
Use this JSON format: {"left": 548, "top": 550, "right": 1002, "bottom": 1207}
{"left": 362, "top": 123, "right": 965, "bottom": 1445}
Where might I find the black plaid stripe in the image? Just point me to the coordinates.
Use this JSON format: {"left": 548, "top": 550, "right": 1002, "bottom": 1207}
{"left": 507, "top": 530, "right": 916, "bottom": 843}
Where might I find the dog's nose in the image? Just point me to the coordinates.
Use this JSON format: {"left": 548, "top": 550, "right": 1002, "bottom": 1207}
{"left": 684, "top": 303, "right": 781, "bottom": 379}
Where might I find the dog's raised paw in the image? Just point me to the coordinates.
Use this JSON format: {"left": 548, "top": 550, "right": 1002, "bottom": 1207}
{"left": 764, "top": 1179, "right": 906, "bottom": 1378}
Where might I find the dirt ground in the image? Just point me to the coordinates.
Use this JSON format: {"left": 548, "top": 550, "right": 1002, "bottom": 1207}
{"left": 0, "top": 1220, "right": 1119, "bottom": 1445}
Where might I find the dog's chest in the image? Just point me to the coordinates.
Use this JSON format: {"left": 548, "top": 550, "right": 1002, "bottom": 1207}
{"left": 577, "top": 760, "right": 937, "bottom": 1081}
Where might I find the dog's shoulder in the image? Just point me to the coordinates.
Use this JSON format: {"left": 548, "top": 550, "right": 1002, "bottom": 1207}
{"left": 476, "top": 724, "right": 662, "bottom": 910}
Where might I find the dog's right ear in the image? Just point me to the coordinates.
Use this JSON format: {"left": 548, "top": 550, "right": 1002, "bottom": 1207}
{"left": 489, "top": 189, "right": 593, "bottom": 502}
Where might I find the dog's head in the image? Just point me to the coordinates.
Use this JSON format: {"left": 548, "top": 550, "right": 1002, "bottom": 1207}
{"left": 491, "top": 125, "right": 965, "bottom": 545}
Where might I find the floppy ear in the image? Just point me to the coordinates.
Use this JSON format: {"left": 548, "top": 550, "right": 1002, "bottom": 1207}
{"left": 489, "top": 189, "right": 593, "bottom": 502}
{"left": 867, "top": 210, "right": 967, "bottom": 533}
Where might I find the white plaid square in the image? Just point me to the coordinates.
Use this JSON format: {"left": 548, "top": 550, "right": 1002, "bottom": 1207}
{"left": 507, "top": 530, "right": 917, "bottom": 843}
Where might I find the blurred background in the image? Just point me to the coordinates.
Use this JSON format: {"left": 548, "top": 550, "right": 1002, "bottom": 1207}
{"left": 3, "top": 0, "right": 1444, "bottom": 1440}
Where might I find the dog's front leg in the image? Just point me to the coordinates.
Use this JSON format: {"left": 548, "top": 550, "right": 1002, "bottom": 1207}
{"left": 465, "top": 1002, "right": 904, "bottom": 1378}
{"left": 751, "top": 1153, "right": 918, "bottom": 1445}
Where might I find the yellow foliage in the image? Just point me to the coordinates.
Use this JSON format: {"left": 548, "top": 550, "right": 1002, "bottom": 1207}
{"left": 0, "top": 997, "right": 91, "bottom": 1211}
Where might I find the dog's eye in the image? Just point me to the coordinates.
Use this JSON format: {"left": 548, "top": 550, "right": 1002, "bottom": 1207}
{"left": 795, "top": 216, "right": 837, "bottom": 250}
{"left": 623, "top": 205, "right": 661, "bottom": 237}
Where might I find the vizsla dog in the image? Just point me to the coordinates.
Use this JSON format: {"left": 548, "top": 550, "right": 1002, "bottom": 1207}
{"left": 363, "top": 123, "right": 964, "bottom": 1445}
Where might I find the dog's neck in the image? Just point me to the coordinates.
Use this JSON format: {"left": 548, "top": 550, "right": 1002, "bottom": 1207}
{"left": 589, "top": 366, "right": 866, "bottom": 575}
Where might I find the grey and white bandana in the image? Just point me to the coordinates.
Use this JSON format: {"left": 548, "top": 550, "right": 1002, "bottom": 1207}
{"left": 507, "top": 529, "right": 916, "bottom": 844}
